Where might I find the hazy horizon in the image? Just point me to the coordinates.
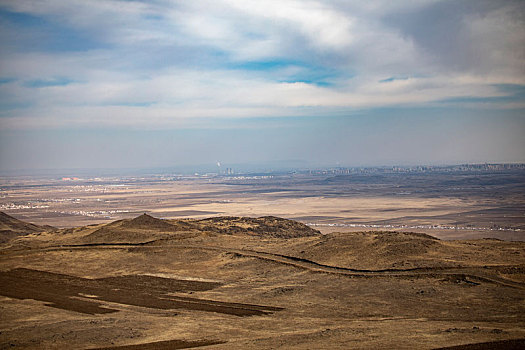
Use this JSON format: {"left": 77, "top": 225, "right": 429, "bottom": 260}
{"left": 1, "top": 1, "right": 524, "bottom": 173}
{"left": 2, "top": 159, "right": 525, "bottom": 178}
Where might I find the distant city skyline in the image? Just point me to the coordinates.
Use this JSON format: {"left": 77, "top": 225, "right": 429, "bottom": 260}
{"left": 2, "top": 159, "right": 525, "bottom": 178}
{"left": 0, "top": 1, "right": 524, "bottom": 172}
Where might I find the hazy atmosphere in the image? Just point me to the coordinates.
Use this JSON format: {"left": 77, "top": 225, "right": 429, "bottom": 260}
{"left": 0, "top": 0, "right": 524, "bottom": 171}
{"left": 1, "top": 2, "right": 525, "bottom": 349}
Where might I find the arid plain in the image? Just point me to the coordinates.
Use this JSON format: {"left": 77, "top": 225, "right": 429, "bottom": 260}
{"left": 1, "top": 169, "right": 524, "bottom": 349}
{"left": 1, "top": 170, "right": 524, "bottom": 239}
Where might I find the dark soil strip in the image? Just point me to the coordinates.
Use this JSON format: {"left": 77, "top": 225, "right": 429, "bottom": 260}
{"left": 96, "top": 275, "right": 222, "bottom": 293}
{"left": 434, "top": 338, "right": 525, "bottom": 350}
{"left": 63, "top": 240, "right": 158, "bottom": 247}
{"left": 90, "top": 339, "right": 226, "bottom": 350}
{"left": 0, "top": 268, "right": 283, "bottom": 317}
{"left": 0, "top": 270, "right": 118, "bottom": 315}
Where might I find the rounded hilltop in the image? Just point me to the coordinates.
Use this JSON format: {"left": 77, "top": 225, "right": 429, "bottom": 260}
{"left": 192, "top": 216, "right": 320, "bottom": 238}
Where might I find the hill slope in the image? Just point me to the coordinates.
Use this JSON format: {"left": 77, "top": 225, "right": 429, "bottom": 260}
{"left": 82, "top": 214, "right": 194, "bottom": 244}
{"left": 1, "top": 213, "right": 524, "bottom": 349}
{"left": 0, "top": 212, "right": 53, "bottom": 243}
{"left": 79, "top": 214, "right": 320, "bottom": 244}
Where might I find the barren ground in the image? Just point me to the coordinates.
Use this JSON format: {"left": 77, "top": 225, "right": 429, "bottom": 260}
{"left": 0, "top": 213, "right": 524, "bottom": 349}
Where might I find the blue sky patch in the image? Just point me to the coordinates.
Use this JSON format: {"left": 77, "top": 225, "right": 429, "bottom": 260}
{"left": 0, "top": 78, "right": 16, "bottom": 85}
{"left": 437, "top": 84, "right": 525, "bottom": 105}
{"left": 379, "top": 76, "right": 409, "bottom": 83}
{"left": 229, "top": 59, "right": 299, "bottom": 71}
{"left": 24, "top": 78, "right": 75, "bottom": 88}
{"left": 109, "top": 102, "right": 156, "bottom": 107}
{"left": 0, "top": 8, "right": 106, "bottom": 52}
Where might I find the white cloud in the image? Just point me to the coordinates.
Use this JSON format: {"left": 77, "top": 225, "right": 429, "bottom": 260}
{"left": 223, "top": 0, "right": 354, "bottom": 49}
{"left": 0, "top": 0, "right": 523, "bottom": 129}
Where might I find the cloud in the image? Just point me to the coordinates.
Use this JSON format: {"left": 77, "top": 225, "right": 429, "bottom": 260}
{"left": 383, "top": 0, "right": 525, "bottom": 78}
{"left": 0, "top": 0, "right": 523, "bottom": 129}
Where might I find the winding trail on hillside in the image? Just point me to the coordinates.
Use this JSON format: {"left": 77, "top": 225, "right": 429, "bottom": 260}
{"left": 2, "top": 241, "right": 524, "bottom": 290}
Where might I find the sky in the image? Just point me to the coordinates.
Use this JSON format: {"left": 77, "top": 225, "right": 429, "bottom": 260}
{"left": 0, "top": 0, "right": 524, "bottom": 173}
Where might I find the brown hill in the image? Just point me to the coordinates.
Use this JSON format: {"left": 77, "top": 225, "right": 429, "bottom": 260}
{"left": 121, "top": 213, "right": 190, "bottom": 231}
{"left": 282, "top": 230, "right": 525, "bottom": 270}
{"left": 79, "top": 214, "right": 319, "bottom": 244}
{"left": 191, "top": 216, "right": 321, "bottom": 238}
{"left": 0, "top": 212, "right": 53, "bottom": 243}
{"left": 82, "top": 214, "right": 195, "bottom": 244}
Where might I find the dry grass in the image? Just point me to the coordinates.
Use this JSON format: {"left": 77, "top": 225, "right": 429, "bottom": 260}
{"left": 0, "top": 213, "right": 524, "bottom": 349}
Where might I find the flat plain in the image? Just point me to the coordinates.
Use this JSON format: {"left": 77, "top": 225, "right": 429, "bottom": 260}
{"left": 1, "top": 169, "right": 524, "bottom": 239}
